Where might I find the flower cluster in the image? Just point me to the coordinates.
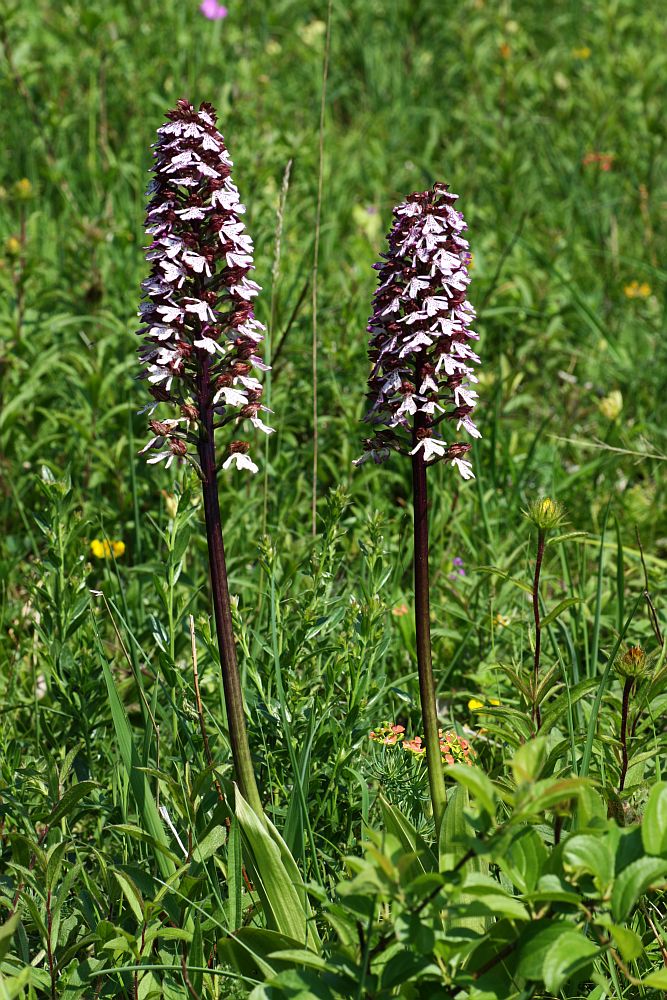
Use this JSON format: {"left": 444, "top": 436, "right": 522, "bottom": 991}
{"left": 468, "top": 696, "right": 501, "bottom": 711}
{"left": 90, "top": 539, "right": 125, "bottom": 559}
{"left": 624, "top": 280, "right": 651, "bottom": 299}
{"left": 356, "top": 183, "right": 480, "bottom": 479}
{"left": 369, "top": 723, "right": 475, "bottom": 766}
{"left": 137, "top": 99, "right": 271, "bottom": 474}
{"left": 369, "top": 723, "right": 405, "bottom": 746}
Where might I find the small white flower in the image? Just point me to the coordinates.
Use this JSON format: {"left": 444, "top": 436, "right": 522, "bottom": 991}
{"left": 410, "top": 438, "right": 447, "bottom": 462}
{"left": 452, "top": 456, "right": 474, "bottom": 479}
{"left": 231, "top": 278, "right": 260, "bottom": 300}
{"left": 214, "top": 387, "right": 249, "bottom": 407}
{"left": 197, "top": 161, "right": 220, "bottom": 178}
{"left": 176, "top": 206, "right": 209, "bottom": 220}
{"left": 182, "top": 251, "right": 211, "bottom": 275}
{"left": 250, "top": 415, "right": 275, "bottom": 434}
{"left": 454, "top": 385, "right": 478, "bottom": 408}
{"left": 223, "top": 452, "right": 259, "bottom": 473}
{"left": 400, "top": 332, "right": 433, "bottom": 356}
{"left": 457, "top": 415, "right": 481, "bottom": 439}
{"left": 226, "top": 250, "right": 253, "bottom": 269}
{"left": 184, "top": 299, "right": 216, "bottom": 322}
{"left": 193, "top": 336, "right": 220, "bottom": 354}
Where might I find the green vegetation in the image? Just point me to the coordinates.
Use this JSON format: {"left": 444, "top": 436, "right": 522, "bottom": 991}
{"left": 1, "top": 1, "right": 666, "bottom": 997}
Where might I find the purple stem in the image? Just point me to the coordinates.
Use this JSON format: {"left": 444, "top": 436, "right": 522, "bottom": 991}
{"left": 619, "top": 677, "right": 633, "bottom": 792}
{"left": 532, "top": 529, "right": 545, "bottom": 730}
{"left": 412, "top": 394, "right": 447, "bottom": 834}
{"left": 197, "top": 355, "right": 263, "bottom": 817}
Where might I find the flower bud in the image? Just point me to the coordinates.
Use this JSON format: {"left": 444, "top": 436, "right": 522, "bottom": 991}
{"left": 525, "top": 497, "right": 566, "bottom": 533}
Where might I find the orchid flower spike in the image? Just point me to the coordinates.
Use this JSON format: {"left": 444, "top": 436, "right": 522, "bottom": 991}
{"left": 356, "top": 183, "right": 480, "bottom": 480}
{"left": 137, "top": 99, "right": 272, "bottom": 474}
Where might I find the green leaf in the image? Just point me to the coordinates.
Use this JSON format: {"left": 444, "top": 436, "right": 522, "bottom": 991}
{"left": 513, "top": 777, "right": 589, "bottom": 820}
{"left": 499, "top": 827, "right": 547, "bottom": 893}
{"left": 266, "top": 948, "right": 330, "bottom": 971}
{"left": 642, "top": 781, "right": 667, "bottom": 856}
{"left": 511, "top": 737, "right": 547, "bottom": 785}
{"left": 541, "top": 597, "right": 582, "bottom": 629}
{"left": 542, "top": 930, "right": 600, "bottom": 993}
{"left": 46, "top": 841, "right": 67, "bottom": 892}
{"left": 235, "top": 789, "right": 319, "bottom": 951}
{"left": 218, "top": 927, "right": 306, "bottom": 980}
{"left": 547, "top": 531, "right": 588, "bottom": 546}
{"left": 642, "top": 969, "right": 667, "bottom": 988}
{"left": 459, "top": 873, "right": 529, "bottom": 920}
{"left": 191, "top": 824, "right": 227, "bottom": 863}
{"left": 380, "top": 796, "right": 436, "bottom": 876}
{"left": 439, "top": 785, "right": 473, "bottom": 872}
{"left": 445, "top": 764, "right": 498, "bottom": 819}
{"left": 46, "top": 780, "right": 98, "bottom": 826}
{"left": 606, "top": 923, "right": 643, "bottom": 962}
{"left": 227, "top": 816, "right": 243, "bottom": 931}
{"left": 611, "top": 857, "right": 667, "bottom": 921}
{"left": 97, "top": 638, "right": 175, "bottom": 881}
{"left": 563, "top": 834, "right": 614, "bottom": 890}
{"left": 113, "top": 870, "right": 145, "bottom": 923}
{"left": 0, "top": 914, "right": 19, "bottom": 962}
{"left": 516, "top": 920, "right": 571, "bottom": 980}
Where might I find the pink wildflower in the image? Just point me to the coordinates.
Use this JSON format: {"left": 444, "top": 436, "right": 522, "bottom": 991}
{"left": 200, "top": 0, "right": 228, "bottom": 20}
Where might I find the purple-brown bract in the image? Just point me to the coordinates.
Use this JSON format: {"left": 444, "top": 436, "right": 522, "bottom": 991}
{"left": 137, "top": 98, "right": 272, "bottom": 474}
{"left": 356, "top": 183, "right": 479, "bottom": 479}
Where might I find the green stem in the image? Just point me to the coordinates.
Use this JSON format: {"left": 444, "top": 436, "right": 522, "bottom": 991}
{"left": 197, "top": 357, "right": 263, "bottom": 819}
{"left": 411, "top": 434, "right": 447, "bottom": 836}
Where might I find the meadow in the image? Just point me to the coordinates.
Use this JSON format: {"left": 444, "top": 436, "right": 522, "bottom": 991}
{"left": 1, "top": 1, "right": 666, "bottom": 997}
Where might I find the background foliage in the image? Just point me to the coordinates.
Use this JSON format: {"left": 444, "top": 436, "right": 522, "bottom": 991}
{"left": 0, "top": 0, "right": 666, "bottom": 997}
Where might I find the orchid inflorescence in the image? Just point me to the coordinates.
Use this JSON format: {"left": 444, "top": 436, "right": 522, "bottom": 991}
{"left": 356, "top": 183, "right": 480, "bottom": 479}
{"left": 137, "top": 99, "right": 272, "bottom": 475}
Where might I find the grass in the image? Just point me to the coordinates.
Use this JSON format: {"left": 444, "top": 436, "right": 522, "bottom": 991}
{"left": 0, "top": 1, "right": 666, "bottom": 997}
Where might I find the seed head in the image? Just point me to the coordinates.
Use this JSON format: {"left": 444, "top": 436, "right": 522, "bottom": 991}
{"left": 355, "top": 183, "right": 480, "bottom": 480}
{"left": 137, "top": 99, "right": 273, "bottom": 472}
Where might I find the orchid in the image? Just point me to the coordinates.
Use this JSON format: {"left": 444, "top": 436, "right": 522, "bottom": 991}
{"left": 356, "top": 183, "right": 480, "bottom": 477}
{"left": 136, "top": 99, "right": 269, "bottom": 819}
{"left": 137, "top": 98, "right": 271, "bottom": 476}
{"left": 356, "top": 183, "right": 481, "bottom": 835}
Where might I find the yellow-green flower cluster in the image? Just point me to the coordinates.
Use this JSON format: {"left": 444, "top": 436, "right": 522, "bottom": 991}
{"left": 524, "top": 496, "right": 566, "bottom": 533}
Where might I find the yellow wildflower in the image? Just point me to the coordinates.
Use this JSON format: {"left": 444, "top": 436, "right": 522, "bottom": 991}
{"left": 598, "top": 390, "right": 623, "bottom": 421}
{"left": 90, "top": 539, "right": 126, "bottom": 559}
{"left": 572, "top": 46, "right": 591, "bottom": 59}
{"left": 13, "top": 178, "right": 34, "bottom": 201}
{"left": 624, "top": 280, "right": 651, "bottom": 299}
{"left": 468, "top": 697, "right": 501, "bottom": 711}
{"left": 4, "top": 236, "right": 21, "bottom": 257}
{"left": 495, "top": 613, "right": 511, "bottom": 628}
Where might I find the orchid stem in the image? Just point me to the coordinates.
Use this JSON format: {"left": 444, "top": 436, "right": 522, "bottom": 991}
{"left": 412, "top": 422, "right": 447, "bottom": 836}
{"left": 198, "top": 358, "right": 263, "bottom": 819}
